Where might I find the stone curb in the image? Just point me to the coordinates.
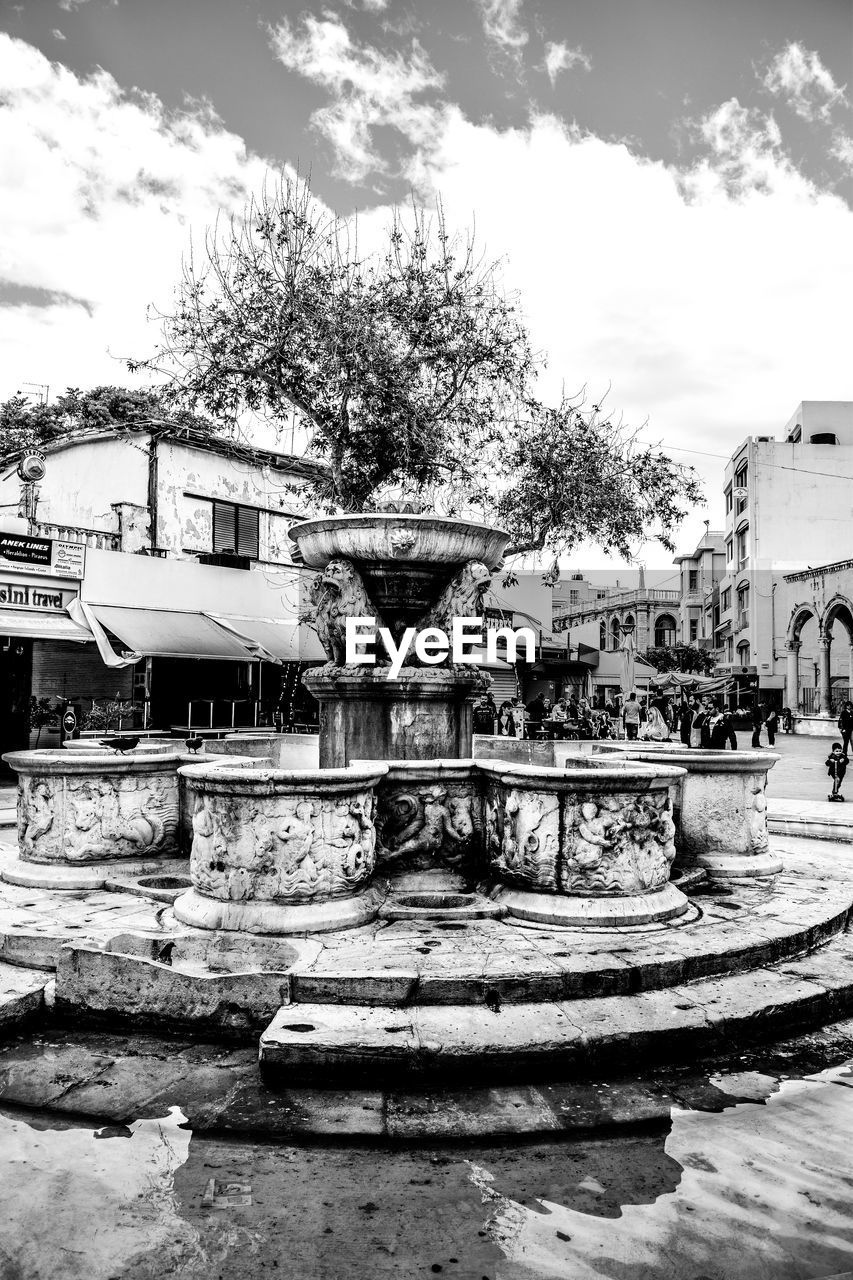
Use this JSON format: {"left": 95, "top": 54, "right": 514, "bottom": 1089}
{"left": 258, "top": 927, "right": 853, "bottom": 1085}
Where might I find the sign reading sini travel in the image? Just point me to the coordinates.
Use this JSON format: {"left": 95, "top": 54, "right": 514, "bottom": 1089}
{"left": 0, "top": 575, "right": 79, "bottom": 612}
{"left": 0, "top": 533, "right": 86, "bottom": 580}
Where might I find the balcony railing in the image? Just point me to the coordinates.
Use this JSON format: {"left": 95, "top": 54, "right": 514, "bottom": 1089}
{"left": 29, "top": 520, "right": 120, "bottom": 551}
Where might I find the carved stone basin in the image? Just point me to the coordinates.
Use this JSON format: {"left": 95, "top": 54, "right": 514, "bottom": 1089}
{"left": 289, "top": 513, "right": 510, "bottom": 631}
{"left": 173, "top": 762, "right": 389, "bottom": 934}
{"left": 1, "top": 749, "right": 186, "bottom": 867}
{"left": 478, "top": 759, "right": 690, "bottom": 926}
{"left": 593, "top": 743, "right": 782, "bottom": 878}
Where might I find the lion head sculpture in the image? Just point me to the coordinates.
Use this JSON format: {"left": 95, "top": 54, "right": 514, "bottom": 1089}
{"left": 416, "top": 559, "right": 493, "bottom": 636}
{"left": 309, "top": 557, "right": 385, "bottom": 666}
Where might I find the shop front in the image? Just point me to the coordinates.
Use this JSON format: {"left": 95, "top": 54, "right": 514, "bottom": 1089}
{"left": 77, "top": 548, "right": 326, "bottom": 736}
{"left": 0, "top": 566, "right": 95, "bottom": 763}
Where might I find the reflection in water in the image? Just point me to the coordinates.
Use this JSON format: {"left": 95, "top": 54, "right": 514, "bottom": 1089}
{"left": 467, "top": 1067, "right": 853, "bottom": 1280}
{"left": 0, "top": 1107, "right": 203, "bottom": 1280}
{"left": 0, "top": 1064, "right": 852, "bottom": 1279}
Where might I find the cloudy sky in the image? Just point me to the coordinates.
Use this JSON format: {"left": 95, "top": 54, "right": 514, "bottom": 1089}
{"left": 1, "top": 0, "right": 851, "bottom": 567}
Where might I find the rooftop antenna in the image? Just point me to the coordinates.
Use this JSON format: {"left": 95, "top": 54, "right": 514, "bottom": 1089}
{"left": 20, "top": 382, "right": 49, "bottom": 406}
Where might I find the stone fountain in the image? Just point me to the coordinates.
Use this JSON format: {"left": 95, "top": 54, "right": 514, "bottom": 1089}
{"left": 2, "top": 509, "right": 836, "bottom": 1137}
{"left": 292, "top": 513, "right": 507, "bottom": 767}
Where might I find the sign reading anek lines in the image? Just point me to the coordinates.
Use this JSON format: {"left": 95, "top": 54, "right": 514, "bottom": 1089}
{"left": 345, "top": 617, "right": 536, "bottom": 679}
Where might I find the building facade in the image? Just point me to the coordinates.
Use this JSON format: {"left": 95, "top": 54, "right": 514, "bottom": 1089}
{"left": 0, "top": 424, "right": 327, "bottom": 758}
{"left": 715, "top": 400, "right": 853, "bottom": 705}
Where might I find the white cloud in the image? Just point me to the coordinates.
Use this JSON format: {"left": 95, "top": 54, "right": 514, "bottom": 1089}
{"left": 3, "top": 27, "right": 851, "bottom": 566}
{"left": 395, "top": 107, "right": 852, "bottom": 556}
{"left": 832, "top": 132, "right": 853, "bottom": 172}
{"left": 762, "top": 42, "right": 848, "bottom": 124}
{"left": 543, "top": 40, "right": 591, "bottom": 86}
{"left": 677, "top": 97, "right": 808, "bottom": 201}
{"left": 270, "top": 14, "right": 445, "bottom": 181}
{"left": 474, "top": 0, "right": 527, "bottom": 53}
{"left": 0, "top": 33, "right": 271, "bottom": 402}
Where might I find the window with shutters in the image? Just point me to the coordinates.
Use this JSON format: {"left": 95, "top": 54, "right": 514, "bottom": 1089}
{"left": 212, "top": 501, "right": 260, "bottom": 558}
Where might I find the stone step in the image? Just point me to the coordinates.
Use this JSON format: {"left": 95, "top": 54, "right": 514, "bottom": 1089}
{"left": 259, "top": 926, "right": 853, "bottom": 1084}
{"left": 769, "top": 799, "right": 853, "bottom": 842}
{"left": 0, "top": 961, "right": 50, "bottom": 1033}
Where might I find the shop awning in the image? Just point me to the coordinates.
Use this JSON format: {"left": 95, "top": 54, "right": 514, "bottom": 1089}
{"left": 0, "top": 608, "right": 92, "bottom": 644}
{"left": 88, "top": 605, "right": 256, "bottom": 661}
{"left": 206, "top": 614, "right": 296, "bottom": 663}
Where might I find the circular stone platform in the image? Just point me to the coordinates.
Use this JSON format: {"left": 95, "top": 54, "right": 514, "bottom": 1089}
{"left": 1, "top": 833, "right": 853, "bottom": 1135}
{"left": 172, "top": 882, "right": 388, "bottom": 935}
{"left": 489, "top": 880, "right": 690, "bottom": 927}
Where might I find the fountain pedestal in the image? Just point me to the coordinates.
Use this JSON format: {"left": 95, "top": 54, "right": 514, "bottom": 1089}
{"left": 305, "top": 667, "right": 487, "bottom": 768}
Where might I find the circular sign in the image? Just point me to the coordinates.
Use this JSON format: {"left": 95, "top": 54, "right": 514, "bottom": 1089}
{"left": 17, "top": 451, "right": 47, "bottom": 482}
{"left": 62, "top": 710, "right": 77, "bottom": 734}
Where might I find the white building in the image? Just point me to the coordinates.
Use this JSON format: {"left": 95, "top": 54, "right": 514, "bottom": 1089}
{"left": 0, "top": 423, "right": 326, "bottom": 755}
{"left": 715, "top": 400, "right": 853, "bottom": 706}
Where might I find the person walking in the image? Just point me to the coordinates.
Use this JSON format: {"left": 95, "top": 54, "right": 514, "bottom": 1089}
{"left": 838, "top": 700, "right": 853, "bottom": 757}
{"left": 764, "top": 705, "right": 778, "bottom": 747}
{"left": 623, "top": 690, "right": 642, "bottom": 741}
{"left": 751, "top": 701, "right": 765, "bottom": 749}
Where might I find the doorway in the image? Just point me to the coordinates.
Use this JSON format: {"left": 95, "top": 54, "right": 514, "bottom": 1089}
{"left": 0, "top": 636, "right": 33, "bottom": 775}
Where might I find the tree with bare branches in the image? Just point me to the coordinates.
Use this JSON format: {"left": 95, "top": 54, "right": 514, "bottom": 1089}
{"left": 135, "top": 173, "right": 702, "bottom": 557}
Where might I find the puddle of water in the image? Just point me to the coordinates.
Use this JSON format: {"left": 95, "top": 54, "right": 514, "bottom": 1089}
{"left": 467, "top": 1066, "right": 853, "bottom": 1280}
{"left": 0, "top": 1062, "right": 852, "bottom": 1279}
{"left": 0, "top": 1106, "right": 205, "bottom": 1280}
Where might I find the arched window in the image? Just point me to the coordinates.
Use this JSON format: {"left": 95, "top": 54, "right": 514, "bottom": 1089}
{"left": 599, "top": 619, "right": 607, "bottom": 651}
{"left": 654, "top": 614, "right": 677, "bottom": 648}
{"left": 610, "top": 617, "right": 620, "bottom": 652}
{"left": 737, "top": 640, "right": 750, "bottom": 667}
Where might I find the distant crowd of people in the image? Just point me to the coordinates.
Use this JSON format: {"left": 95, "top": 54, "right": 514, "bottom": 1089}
{"left": 473, "top": 692, "right": 616, "bottom": 741}
{"left": 473, "top": 690, "right": 853, "bottom": 801}
{"left": 472, "top": 688, "right": 810, "bottom": 751}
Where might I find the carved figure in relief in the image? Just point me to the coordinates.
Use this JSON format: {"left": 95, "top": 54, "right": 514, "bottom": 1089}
{"left": 574, "top": 801, "right": 614, "bottom": 871}
{"left": 377, "top": 785, "right": 474, "bottom": 868}
{"left": 191, "top": 794, "right": 216, "bottom": 867}
{"left": 748, "top": 781, "right": 769, "bottom": 854}
{"left": 308, "top": 558, "right": 386, "bottom": 665}
{"left": 415, "top": 560, "right": 492, "bottom": 638}
{"left": 274, "top": 800, "right": 316, "bottom": 865}
{"left": 498, "top": 791, "right": 558, "bottom": 887}
{"left": 559, "top": 791, "right": 676, "bottom": 894}
{"left": 21, "top": 780, "right": 54, "bottom": 855}
{"left": 68, "top": 780, "right": 175, "bottom": 860}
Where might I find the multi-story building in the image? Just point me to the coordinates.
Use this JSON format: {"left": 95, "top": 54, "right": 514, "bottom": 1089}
{"left": 552, "top": 568, "right": 682, "bottom": 655}
{"left": 0, "top": 423, "right": 326, "bottom": 757}
{"left": 672, "top": 528, "right": 726, "bottom": 651}
{"left": 715, "top": 400, "right": 853, "bottom": 706}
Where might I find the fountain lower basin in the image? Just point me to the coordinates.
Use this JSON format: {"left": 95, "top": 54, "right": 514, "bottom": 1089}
{"left": 593, "top": 742, "right": 782, "bottom": 877}
{"left": 173, "top": 762, "right": 390, "bottom": 934}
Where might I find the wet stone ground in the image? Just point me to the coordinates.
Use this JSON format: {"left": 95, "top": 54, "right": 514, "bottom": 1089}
{"left": 1, "top": 1020, "right": 853, "bottom": 1279}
